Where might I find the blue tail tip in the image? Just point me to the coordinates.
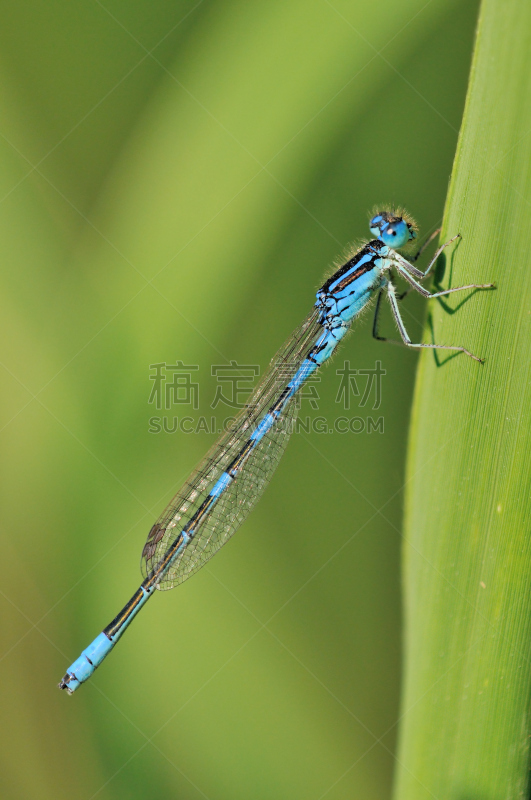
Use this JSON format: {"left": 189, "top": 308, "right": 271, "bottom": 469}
{"left": 58, "top": 671, "right": 81, "bottom": 694}
{"left": 58, "top": 632, "right": 114, "bottom": 694}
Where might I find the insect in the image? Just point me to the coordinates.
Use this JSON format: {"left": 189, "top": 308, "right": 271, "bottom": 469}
{"left": 59, "top": 208, "right": 494, "bottom": 693}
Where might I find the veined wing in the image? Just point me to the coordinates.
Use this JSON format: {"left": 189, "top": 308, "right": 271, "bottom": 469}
{"left": 141, "top": 308, "right": 323, "bottom": 589}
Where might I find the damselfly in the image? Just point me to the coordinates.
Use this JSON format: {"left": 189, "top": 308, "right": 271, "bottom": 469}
{"left": 59, "top": 208, "right": 494, "bottom": 693}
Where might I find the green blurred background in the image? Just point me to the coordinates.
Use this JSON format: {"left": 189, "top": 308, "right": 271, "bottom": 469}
{"left": 0, "top": 1, "right": 480, "bottom": 797}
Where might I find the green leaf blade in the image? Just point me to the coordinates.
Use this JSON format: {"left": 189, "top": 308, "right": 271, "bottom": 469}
{"left": 395, "top": 1, "right": 531, "bottom": 797}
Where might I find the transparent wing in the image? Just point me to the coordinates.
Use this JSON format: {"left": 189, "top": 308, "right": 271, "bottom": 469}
{"left": 141, "top": 308, "right": 323, "bottom": 590}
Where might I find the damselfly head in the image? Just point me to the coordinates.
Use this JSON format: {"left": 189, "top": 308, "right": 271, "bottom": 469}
{"left": 369, "top": 208, "right": 417, "bottom": 249}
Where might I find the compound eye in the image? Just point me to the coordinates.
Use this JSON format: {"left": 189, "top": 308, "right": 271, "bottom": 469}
{"left": 388, "top": 228, "right": 397, "bottom": 237}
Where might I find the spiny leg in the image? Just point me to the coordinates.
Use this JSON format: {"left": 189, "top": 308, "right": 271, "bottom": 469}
{"left": 372, "top": 284, "right": 420, "bottom": 349}
{"left": 394, "top": 233, "right": 462, "bottom": 281}
{"left": 411, "top": 227, "right": 441, "bottom": 263}
{"left": 418, "top": 233, "right": 461, "bottom": 278}
{"left": 396, "top": 264, "right": 495, "bottom": 299}
{"left": 395, "top": 228, "right": 452, "bottom": 300}
{"left": 372, "top": 286, "right": 422, "bottom": 350}
{"left": 372, "top": 289, "right": 386, "bottom": 342}
{"left": 382, "top": 282, "right": 484, "bottom": 362}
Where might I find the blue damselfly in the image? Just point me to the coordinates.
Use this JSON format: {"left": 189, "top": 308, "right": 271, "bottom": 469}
{"left": 59, "top": 209, "right": 494, "bottom": 693}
